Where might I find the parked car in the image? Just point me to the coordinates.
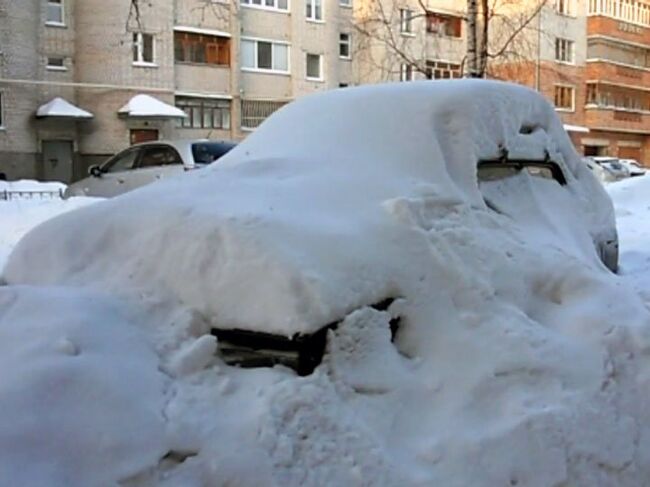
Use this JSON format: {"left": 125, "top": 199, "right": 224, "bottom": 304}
{"left": 9, "top": 81, "right": 619, "bottom": 375}
{"left": 63, "top": 139, "right": 236, "bottom": 198}
{"left": 590, "top": 156, "right": 630, "bottom": 182}
{"left": 619, "top": 159, "right": 647, "bottom": 177}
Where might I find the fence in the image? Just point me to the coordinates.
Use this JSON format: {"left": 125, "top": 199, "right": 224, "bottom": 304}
{"left": 0, "top": 189, "right": 64, "bottom": 201}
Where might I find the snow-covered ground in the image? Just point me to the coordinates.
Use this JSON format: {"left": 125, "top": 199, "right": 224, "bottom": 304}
{"left": 2, "top": 82, "right": 650, "bottom": 486}
{"left": 607, "top": 176, "right": 650, "bottom": 303}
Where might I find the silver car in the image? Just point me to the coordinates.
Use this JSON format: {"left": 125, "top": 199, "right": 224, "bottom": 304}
{"left": 64, "top": 139, "right": 236, "bottom": 198}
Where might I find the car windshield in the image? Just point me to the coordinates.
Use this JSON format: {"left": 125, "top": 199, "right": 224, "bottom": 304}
{"left": 192, "top": 142, "right": 236, "bottom": 164}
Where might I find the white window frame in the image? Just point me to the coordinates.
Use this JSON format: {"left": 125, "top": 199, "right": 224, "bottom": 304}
{"left": 306, "top": 53, "right": 324, "bottom": 81}
{"left": 555, "top": 37, "right": 575, "bottom": 64}
{"left": 240, "top": 0, "right": 289, "bottom": 13}
{"left": 554, "top": 0, "right": 575, "bottom": 16}
{"left": 339, "top": 0, "right": 351, "bottom": 7}
{"left": 554, "top": 84, "right": 576, "bottom": 112}
{"left": 306, "top": 0, "right": 324, "bottom": 22}
{"left": 0, "top": 92, "right": 4, "bottom": 129}
{"left": 133, "top": 32, "right": 157, "bottom": 67}
{"left": 46, "top": 56, "right": 67, "bottom": 71}
{"left": 240, "top": 37, "right": 291, "bottom": 75}
{"left": 46, "top": 0, "right": 65, "bottom": 27}
{"left": 339, "top": 33, "right": 351, "bottom": 59}
{"left": 400, "top": 63, "right": 413, "bottom": 81}
{"left": 400, "top": 8, "right": 414, "bottom": 35}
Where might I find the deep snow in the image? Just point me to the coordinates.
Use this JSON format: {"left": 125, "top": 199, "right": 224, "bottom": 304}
{"left": 2, "top": 81, "right": 650, "bottom": 486}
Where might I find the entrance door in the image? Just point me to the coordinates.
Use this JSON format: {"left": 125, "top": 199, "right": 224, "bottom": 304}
{"left": 42, "top": 140, "right": 73, "bottom": 183}
{"left": 130, "top": 129, "right": 159, "bottom": 145}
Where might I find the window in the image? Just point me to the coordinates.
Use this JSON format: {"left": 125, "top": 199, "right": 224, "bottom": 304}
{"left": 400, "top": 63, "right": 413, "bottom": 81}
{"left": 240, "top": 0, "right": 288, "bottom": 12}
{"left": 306, "top": 53, "right": 323, "bottom": 80}
{"left": 192, "top": 142, "right": 236, "bottom": 164}
{"left": 241, "top": 38, "right": 289, "bottom": 73}
{"left": 306, "top": 0, "right": 323, "bottom": 21}
{"left": 138, "top": 146, "right": 183, "bottom": 168}
{"left": 174, "top": 32, "right": 230, "bottom": 66}
{"left": 241, "top": 99, "right": 288, "bottom": 129}
{"left": 478, "top": 160, "right": 567, "bottom": 185}
{"left": 176, "top": 97, "right": 232, "bottom": 130}
{"left": 555, "top": 0, "right": 574, "bottom": 15}
{"left": 426, "top": 12, "right": 462, "bottom": 37}
{"left": 103, "top": 149, "right": 140, "bottom": 173}
{"left": 554, "top": 85, "right": 575, "bottom": 111}
{"left": 133, "top": 33, "right": 155, "bottom": 65}
{"left": 46, "top": 0, "right": 64, "bottom": 25}
{"left": 340, "top": 0, "right": 351, "bottom": 6}
{"left": 400, "top": 8, "right": 413, "bottom": 34}
{"left": 339, "top": 33, "right": 351, "bottom": 59}
{"left": 555, "top": 38, "right": 574, "bottom": 63}
{"left": 425, "top": 60, "right": 461, "bottom": 79}
{"left": 46, "top": 57, "right": 66, "bottom": 71}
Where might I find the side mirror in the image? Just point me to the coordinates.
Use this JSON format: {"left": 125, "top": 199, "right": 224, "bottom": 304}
{"left": 89, "top": 165, "right": 103, "bottom": 178}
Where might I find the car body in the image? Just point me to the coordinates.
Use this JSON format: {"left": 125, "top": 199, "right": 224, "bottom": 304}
{"left": 63, "top": 139, "right": 236, "bottom": 198}
{"left": 7, "top": 80, "right": 619, "bottom": 374}
{"left": 589, "top": 156, "right": 630, "bottom": 182}
{"left": 620, "top": 159, "right": 647, "bottom": 177}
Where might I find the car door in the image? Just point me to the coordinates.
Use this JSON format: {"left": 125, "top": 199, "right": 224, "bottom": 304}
{"left": 84, "top": 147, "right": 142, "bottom": 197}
{"left": 129, "top": 144, "right": 185, "bottom": 188}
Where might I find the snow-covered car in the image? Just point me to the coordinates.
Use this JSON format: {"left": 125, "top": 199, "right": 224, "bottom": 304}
{"left": 6, "top": 80, "right": 620, "bottom": 376}
{"left": 63, "top": 139, "right": 236, "bottom": 198}
{"left": 620, "top": 158, "right": 646, "bottom": 177}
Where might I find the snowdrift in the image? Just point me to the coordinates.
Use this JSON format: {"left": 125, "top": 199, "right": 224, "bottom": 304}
{"left": 3, "top": 80, "right": 650, "bottom": 486}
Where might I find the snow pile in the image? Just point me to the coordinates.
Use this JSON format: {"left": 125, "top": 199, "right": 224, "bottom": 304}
{"left": 3, "top": 80, "right": 650, "bottom": 486}
{"left": 0, "top": 184, "right": 100, "bottom": 272}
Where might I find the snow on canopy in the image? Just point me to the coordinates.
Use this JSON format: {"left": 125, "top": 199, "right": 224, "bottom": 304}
{"left": 36, "top": 97, "right": 93, "bottom": 119}
{"left": 118, "top": 94, "right": 187, "bottom": 118}
{"left": 4, "top": 80, "right": 650, "bottom": 486}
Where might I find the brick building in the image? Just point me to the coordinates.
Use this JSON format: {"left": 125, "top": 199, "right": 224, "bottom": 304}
{"left": 495, "top": 0, "right": 650, "bottom": 164}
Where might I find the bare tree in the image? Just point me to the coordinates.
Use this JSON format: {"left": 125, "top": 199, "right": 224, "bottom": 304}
{"left": 354, "top": 0, "right": 548, "bottom": 81}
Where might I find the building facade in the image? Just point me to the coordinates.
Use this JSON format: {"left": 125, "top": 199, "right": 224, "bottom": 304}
{"left": 0, "top": 0, "right": 356, "bottom": 181}
{"left": 3, "top": 0, "right": 650, "bottom": 182}
{"left": 494, "top": 0, "right": 650, "bottom": 163}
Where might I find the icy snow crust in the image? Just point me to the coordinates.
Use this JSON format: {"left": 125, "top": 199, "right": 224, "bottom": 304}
{"left": 4, "top": 80, "right": 650, "bottom": 486}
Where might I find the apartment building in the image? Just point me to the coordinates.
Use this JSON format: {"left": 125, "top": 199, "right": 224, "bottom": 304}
{"left": 495, "top": 0, "right": 650, "bottom": 163}
{"left": 0, "top": 0, "right": 356, "bottom": 181}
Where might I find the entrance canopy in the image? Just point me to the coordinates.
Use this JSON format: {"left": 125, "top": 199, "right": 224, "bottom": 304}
{"left": 118, "top": 94, "right": 187, "bottom": 119}
{"left": 36, "top": 97, "right": 93, "bottom": 119}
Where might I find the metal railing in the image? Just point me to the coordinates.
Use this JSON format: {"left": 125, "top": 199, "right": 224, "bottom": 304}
{"left": 0, "top": 189, "right": 64, "bottom": 201}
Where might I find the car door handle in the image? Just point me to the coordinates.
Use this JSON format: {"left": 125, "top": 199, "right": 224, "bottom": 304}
{"left": 117, "top": 178, "right": 125, "bottom": 184}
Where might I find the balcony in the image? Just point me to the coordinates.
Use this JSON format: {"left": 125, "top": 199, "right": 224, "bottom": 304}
{"left": 175, "top": 63, "right": 231, "bottom": 96}
{"left": 588, "top": 0, "right": 650, "bottom": 27}
{"left": 586, "top": 59, "right": 650, "bottom": 85}
{"left": 584, "top": 105, "right": 650, "bottom": 133}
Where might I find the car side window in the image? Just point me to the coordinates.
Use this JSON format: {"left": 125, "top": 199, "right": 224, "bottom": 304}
{"left": 138, "top": 146, "right": 183, "bottom": 169}
{"left": 102, "top": 149, "right": 139, "bottom": 173}
{"left": 477, "top": 160, "right": 566, "bottom": 185}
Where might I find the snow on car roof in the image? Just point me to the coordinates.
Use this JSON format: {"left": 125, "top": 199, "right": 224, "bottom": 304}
{"left": 4, "top": 80, "right": 612, "bottom": 335}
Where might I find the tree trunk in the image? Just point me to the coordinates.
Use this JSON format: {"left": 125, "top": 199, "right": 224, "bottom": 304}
{"left": 478, "top": 0, "right": 489, "bottom": 77}
{"left": 467, "top": 0, "right": 478, "bottom": 77}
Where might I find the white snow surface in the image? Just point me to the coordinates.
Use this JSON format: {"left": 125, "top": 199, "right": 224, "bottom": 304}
{"left": 2, "top": 81, "right": 650, "bottom": 486}
{"left": 36, "top": 97, "right": 93, "bottom": 119}
{"left": 118, "top": 94, "right": 187, "bottom": 118}
{"left": 0, "top": 189, "right": 99, "bottom": 272}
